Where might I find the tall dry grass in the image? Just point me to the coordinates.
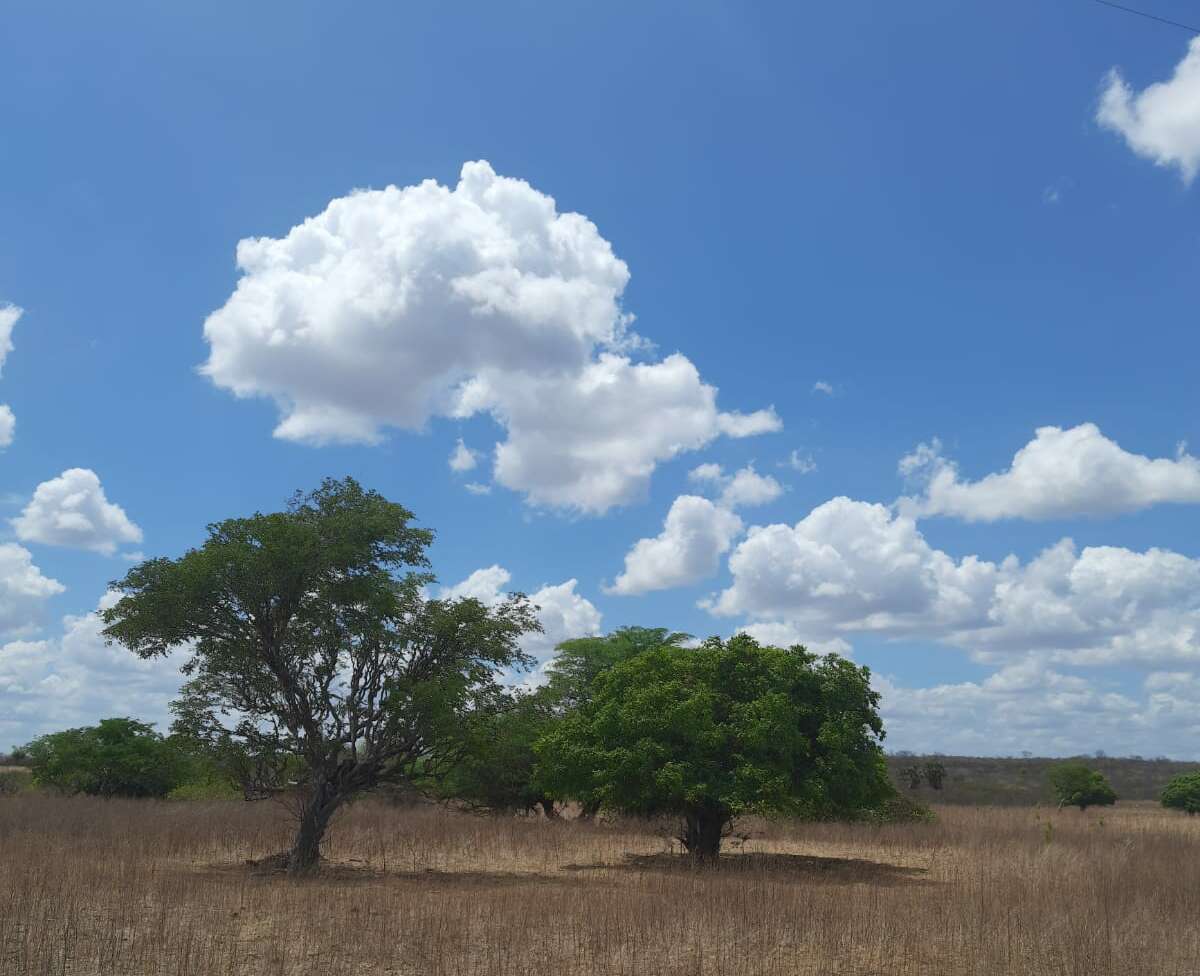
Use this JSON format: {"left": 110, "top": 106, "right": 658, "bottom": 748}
{"left": 1, "top": 794, "right": 1197, "bottom": 975}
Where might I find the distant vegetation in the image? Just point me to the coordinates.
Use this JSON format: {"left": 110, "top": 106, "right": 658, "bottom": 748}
{"left": 1047, "top": 762, "right": 1117, "bottom": 811}
{"left": 885, "top": 753, "right": 1197, "bottom": 805}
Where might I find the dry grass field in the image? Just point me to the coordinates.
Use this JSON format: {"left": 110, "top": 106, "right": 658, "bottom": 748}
{"left": 2, "top": 794, "right": 1198, "bottom": 976}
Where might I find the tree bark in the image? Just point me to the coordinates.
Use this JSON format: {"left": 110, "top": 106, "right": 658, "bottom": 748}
{"left": 287, "top": 781, "right": 343, "bottom": 875}
{"left": 681, "top": 805, "right": 727, "bottom": 862}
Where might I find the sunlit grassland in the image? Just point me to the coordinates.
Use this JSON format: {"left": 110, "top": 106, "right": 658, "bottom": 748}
{"left": 2, "top": 795, "right": 1197, "bottom": 975}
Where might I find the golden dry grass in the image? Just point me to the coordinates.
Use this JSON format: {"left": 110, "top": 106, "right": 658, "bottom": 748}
{"left": 2, "top": 795, "right": 1198, "bottom": 975}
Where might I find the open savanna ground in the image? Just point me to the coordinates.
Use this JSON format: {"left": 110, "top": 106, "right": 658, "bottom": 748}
{"left": 2, "top": 796, "right": 1198, "bottom": 976}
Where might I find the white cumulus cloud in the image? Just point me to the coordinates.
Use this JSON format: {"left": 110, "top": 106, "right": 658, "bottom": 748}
{"left": 711, "top": 496, "right": 1200, "bottom": 672}
{"left": 1098, "top": 38, "right": 1200, "bottom": 182}
{"left": 13, "top": 469, "right": 144, "bottom": 555}
{"left": 606, "top": 495, "right": 744, "bottom": 596}
{"left": 0, "top": 592, "right": 183, "bottom": 746}
{"left": 0, "top": 543, "right": 64, "bottom": 639}
{"left": 689, "top": 462, "right": 783, "bottom": 509}
{"left": 608, "top": 463, "right": 783, "bottom": 596}
{"left": 439, "top": 564, "right": 602, "bottom": 666}
{"left": 898, "top": 424, "right": 1200, "bottom": 522}
{"left": 202, "top": 161, "right": 778, "bottom": 513}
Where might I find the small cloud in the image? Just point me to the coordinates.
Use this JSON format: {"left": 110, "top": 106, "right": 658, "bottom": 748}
{"left": 780, "top": 450, "right": 816, "bottom": 474}
{"left": 448, "top": 438, "right": 479, "bottom": 473}
{"left": 1042, "top": 186, "right": 1061, "bottom": 205}
{"left": 687, "top": 462, "right": 783, "bottom": 509}
{"left": 464, "top": 482, "right": 492, "bottom": 495}
{"left": 812, "top": 381, "right": 834, "bottom": 396}
{"left": 119, "top": 550, "right": 146, "bottom": 562}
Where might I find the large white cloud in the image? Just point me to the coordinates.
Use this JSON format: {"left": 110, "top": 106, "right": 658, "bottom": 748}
{"left": 1098, "top": 38, "right": 1200, "bottom": 182}
{"left": 0, "top": 592, "right": 183, "bottom": 747}
{"left": 439, "top": 564, "right": 602, "bottom": 666}
{"left": 12, "top": 469, "right": 143, "bottom": 555}
{"left": 202, "top": 161, "right": 778, "bottom": 513}
{"left": 899, "top": 424, "right": 1200, "bottom": 522}
{"left": 710, "top": 497, "right": 1000, "bottom": 637}
{"left": 606, "top": 496, "right": 744, "bottom": 596}
{"left": 711, "top": 496, "right": 1200, "bottom": 670}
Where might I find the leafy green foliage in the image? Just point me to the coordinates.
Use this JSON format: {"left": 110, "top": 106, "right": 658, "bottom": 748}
{"left": 1160, "top": 772, "right": 1200, "bottom": 815}
{"left": 432, "top": 689, "right": 559, "bottom": 815}
{"left": 900, "top": 764, "right": 922, "bottom": 790}
{"left": 24, "top": 718, "right": 186, "bottom": 798}
{"left": 862, "top": 792, "right": 935, "bottom": 824}
{"left": 543, "top": 627, "right": 691, "bottom": 710}
{"left": 536, "top": 633, "right": 892, "bottom": 858}
{"left": 1048, "top": 762, "right": 1117, "bottom": 811}
{"left": 922, "top": 761, "right": 946, "bottom": 790}
{"left": 102, "top": 477, "right": 540, "bottom": 873}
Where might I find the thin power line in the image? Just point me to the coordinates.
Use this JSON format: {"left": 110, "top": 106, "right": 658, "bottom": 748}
{"left": 1091, "top": 0, "right": 1200, "bottom": 35}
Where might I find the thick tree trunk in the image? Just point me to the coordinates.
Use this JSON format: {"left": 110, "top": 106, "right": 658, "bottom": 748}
{"left": 287, "top": 782, "right": 343, "bottom": 875}
{"left": 681, "top": 805, "right": 727, "bottom": 862}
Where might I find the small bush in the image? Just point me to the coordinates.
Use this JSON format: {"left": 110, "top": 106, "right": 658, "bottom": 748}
{"left": 166, "top": 775, "right": 241, "bottom": 801}
{"left": 864, "top": 793, "right": 936, "bottom": 824}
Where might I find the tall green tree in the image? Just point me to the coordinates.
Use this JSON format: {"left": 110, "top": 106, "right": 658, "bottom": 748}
{"left": 535, "top": 633, "right": 892, "bottom": 860}
{"left": 25, "top": 718, "right": 186, "bottom": 798}
{"left": 1048, "top": 762, "right": 1117, "bottom": 811}
{"left": 102, "top": 478, "right": 539, "bottom": 874}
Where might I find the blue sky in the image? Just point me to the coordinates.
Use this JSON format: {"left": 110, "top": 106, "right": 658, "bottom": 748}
{"left": 3, "top": 0, "right": 1200, "bottom": 756}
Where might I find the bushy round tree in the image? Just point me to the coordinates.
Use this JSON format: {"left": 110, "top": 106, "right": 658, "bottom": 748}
{"left": 25, "top": 718, "right": 186, "bottom": 798}
{"left": 1048, "top": 762, "right": 1117, "bottom": 811}
{"left": 535, "top": 633, "right": 892, "bottom": 860}
{"left": 1160, "top": 772, "right": 1200, "bottom": 815}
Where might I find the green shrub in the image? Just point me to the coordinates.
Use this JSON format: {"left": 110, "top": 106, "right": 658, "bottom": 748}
{"left": 1048, "top": 762, "right": 1117, "bottom": 811}
{"left": 25, "top": 717, "right": 187, "bottom": 798}
{"left": 863, "top": 792, "right": 936, "bottom": 824}
{"left": 1160, "top": 772, "right": 1200, "bottom": 815}
{"left": 166, "top": 776, "right": 241, "bottom": 801}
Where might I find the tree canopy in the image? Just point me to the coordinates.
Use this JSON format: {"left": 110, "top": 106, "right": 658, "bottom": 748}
{"left": 1160, "top": 771, "right": 1200, "bottom": 815}
{"left": 535, "top": 633, "right": 892, "bottom": 859}
{"left": 431, "top": 688, "right": 560, "bottom": 816}
{"left": 24, "top": 718, "right": 185, "bottom": 798}
{"left": 102, "top": 477, "right": 540, "bottom": 873}
{"left": 1048, "top": 762, "right": 1117, "bottom": 811}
